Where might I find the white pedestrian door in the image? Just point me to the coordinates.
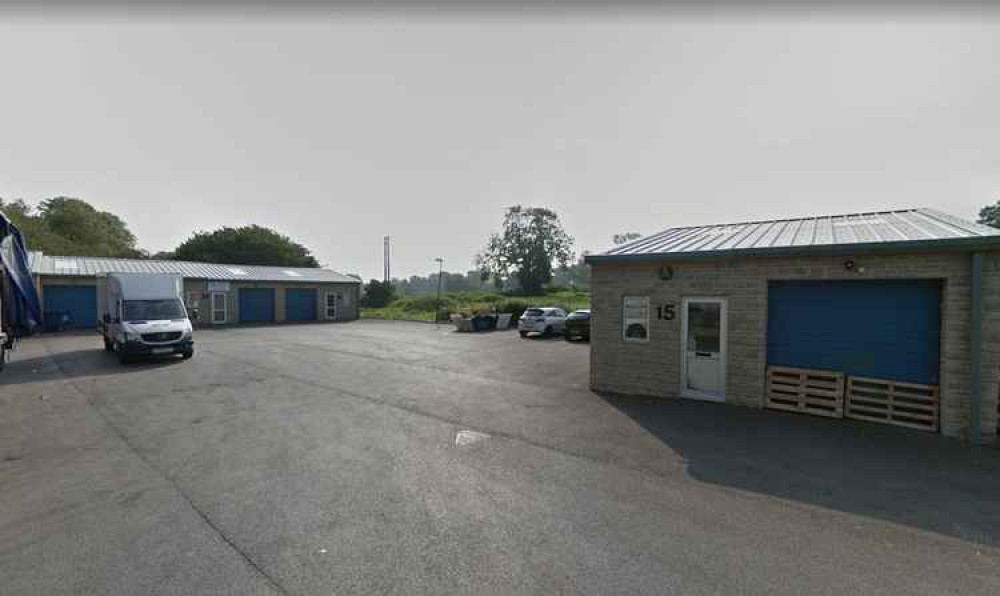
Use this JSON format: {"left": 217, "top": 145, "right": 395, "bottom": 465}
{"left": 211, "top": 292, "right": 227, "bottom": 324}
{"left": 681, "top": 298, "right": 727, "bottom": 402}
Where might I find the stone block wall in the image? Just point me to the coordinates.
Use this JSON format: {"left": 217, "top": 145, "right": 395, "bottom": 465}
{"left": 590, "top": 251, "right": 996, "bottom": 442}
{"left": 181, "top": 280, "right": 360, "bottom": 326}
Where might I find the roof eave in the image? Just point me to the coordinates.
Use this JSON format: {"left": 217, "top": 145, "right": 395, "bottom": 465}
{"left": 32, "top": 271, "right": 362, "bottom": 283}
{"left": 584, "top": 236, "right": 1000, "bottom": 264}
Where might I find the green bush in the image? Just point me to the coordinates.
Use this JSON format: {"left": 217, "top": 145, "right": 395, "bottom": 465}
{"left": 361, "top": 279, "right": 397, "bottom": 307}
{"left": 494, "top": 298, "right": 530, "bottom": 322}
{"left": 543, "top": 286, "right": 571, "bottom": 295}
{"left": 365, "top": 289, "right": 589, "bottom": 324}
{"left": 392, "top": 295, "right": 457, "bottom": 313}
{"left": 361, "top": 307, "right": 435, "bottom": 322}
{"left": 446, "top": 291, "right": 504, "bottom": 304}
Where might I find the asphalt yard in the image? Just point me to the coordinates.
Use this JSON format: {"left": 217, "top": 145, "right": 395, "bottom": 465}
{"left": 1, "top": 320, "right": 999, "bottom": 595}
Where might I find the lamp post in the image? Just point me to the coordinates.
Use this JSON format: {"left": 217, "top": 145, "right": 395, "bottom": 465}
{"left": 434, "top": 257, "right": 444, "bottom": 326}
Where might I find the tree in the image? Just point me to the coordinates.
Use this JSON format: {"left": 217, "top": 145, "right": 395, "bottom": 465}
{"left": 0, "top": 199, "right": 42, "bottom": 243}
{"left": 361, "top": 279, "right": 397, "bottom": 307}
{"left": 476, "top": 205, "right": 574, "bottom": 295}
{"left": 978, "top": 201, "right": 1000, "bottom": 229}
{"left": 0, "top": 196, "right": 141, "bottom": 257}
{"left": 613, "top": 232, "right": 642, "bottom": 245}
{"left": 392, "top": 269, "right": 493, "bottom": 296}
{"left": 172, "top": 225, "right": 320, "bottom": 267}
{"left": 550, "top": 254, "right": 590, "bottom": 289}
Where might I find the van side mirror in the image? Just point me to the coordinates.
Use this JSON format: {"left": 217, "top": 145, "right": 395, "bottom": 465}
{"left": 103, "top": 314, "right": 110, "bottom": 323}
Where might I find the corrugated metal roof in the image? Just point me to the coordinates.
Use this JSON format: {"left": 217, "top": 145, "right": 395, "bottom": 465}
{"left": 590, "top": 208, "right": 1000, "bottom": 261}
{"left": 30, "top": 253, "right": 361, "bottom": 284}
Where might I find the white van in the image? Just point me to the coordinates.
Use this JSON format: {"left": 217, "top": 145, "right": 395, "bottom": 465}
{"left": 0, "top": 274, "right": 7, "bottom": 372}
{"left": 98, "top": 273, "right": 194, "bottom": 363}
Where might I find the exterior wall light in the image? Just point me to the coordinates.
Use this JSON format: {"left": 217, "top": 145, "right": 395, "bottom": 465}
{"left": 844, "top": 259, "right": 865, "bottom": 274}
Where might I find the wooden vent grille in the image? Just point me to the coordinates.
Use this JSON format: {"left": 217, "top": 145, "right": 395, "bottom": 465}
{"left": 845, "top": 377, "right": 940, "bottom": 432}
{"left": 766, "top": 366, "right": 845, "bottom": 419}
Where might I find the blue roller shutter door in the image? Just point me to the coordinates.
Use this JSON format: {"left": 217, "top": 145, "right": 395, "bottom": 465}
{"left": 239, "top": 288, "right": 275, "bottom": 323}
{"left": 285, "top": 288, "right": 317, "bottom": 322}
{"left": 43, "top": 285, "right": 98, "bottom": 330}
{"left": 767, "top": 280, "right": 941, "bottom": 385}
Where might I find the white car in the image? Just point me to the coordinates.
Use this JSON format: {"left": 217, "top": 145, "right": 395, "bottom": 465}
{"left": 518, "top": 307, "right": 567, "bottom": 337}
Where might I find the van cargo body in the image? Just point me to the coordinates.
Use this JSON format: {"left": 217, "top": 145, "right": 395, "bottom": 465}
{"left": 1, "top": 211, "right": 43, "bottom": 372}
{"left": 0, "top": 271, "right": 7, "bottom": 371}
{"left": 98, "top": 273, "right": 194, "bottom": 363}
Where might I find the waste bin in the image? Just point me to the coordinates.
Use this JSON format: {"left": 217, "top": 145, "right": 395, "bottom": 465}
{"left": 471, "top": 314, "right": 497, "bottom": 332}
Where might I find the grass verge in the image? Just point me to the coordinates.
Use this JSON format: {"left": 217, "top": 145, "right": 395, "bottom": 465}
{"left": 361, "top": 290, "right": 590, "bottom": 323}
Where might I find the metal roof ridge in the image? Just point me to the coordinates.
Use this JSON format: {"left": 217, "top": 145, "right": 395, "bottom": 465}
{"left": 858, "top": 213, "right": 887, "bottom": 242}
{"left": 684, "top": 208, "right": 919, "bottom": 230}
{"left": 604, "top": 226, "right": 691, "bottom": 255}
{"left": 766, "top": 219, "right": 794, "bottom": 247}
{"left": 652, "top": 226, "right": 717, "bottom": 253}
{"left": 722, "top": 221, "right": 766, "bottom": 250}
{"left": 626, "top": 208, "right": 920, "bottom": 238}
{"left": 899, "top": 211, "right": 947, "bottom": 240}
{"left": 597, "top": 208, "right": 955, "bottom": 257}
{"left": 916, "top": 208, "right": 995, "bottom": 237}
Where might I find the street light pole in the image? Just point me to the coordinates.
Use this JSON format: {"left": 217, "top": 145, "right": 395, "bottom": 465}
{"left": 434, "top": 257, "right": 444, "bottom": 326}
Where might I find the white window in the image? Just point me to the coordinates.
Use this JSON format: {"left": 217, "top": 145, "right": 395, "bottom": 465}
{"left": 325, "top": 293, "right": 338, "bottom": 320}
{"left": 622, "top": 296, "right": 650, "bottom": 343}
{"left": 211, "top": 292, "right": 228, "bottom": 324}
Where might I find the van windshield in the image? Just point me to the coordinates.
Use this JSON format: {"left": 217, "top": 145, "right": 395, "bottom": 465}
{"left": 124, "top": 299, "right": 187, "bottom": 322}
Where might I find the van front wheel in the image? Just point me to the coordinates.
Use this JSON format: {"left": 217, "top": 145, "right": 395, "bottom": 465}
{"left": 181, "top": 349, "right": 193, "bottom": 360}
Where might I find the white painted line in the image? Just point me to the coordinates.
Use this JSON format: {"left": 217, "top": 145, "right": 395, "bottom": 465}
{"left": 454, "top": 430, "right": 490, "bottom": 447}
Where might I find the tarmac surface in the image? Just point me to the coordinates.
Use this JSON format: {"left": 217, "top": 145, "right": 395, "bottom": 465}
{"left": 1, "top": 320, "right": 999, "bottom": 595}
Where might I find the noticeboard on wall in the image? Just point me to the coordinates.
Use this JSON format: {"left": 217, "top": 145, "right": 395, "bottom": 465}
{"left": 622, "top": 296, "right": 649, "bottom": 343}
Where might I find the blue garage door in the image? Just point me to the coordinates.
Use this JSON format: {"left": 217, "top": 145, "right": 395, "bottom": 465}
{"left": 239, "top": 288, "right": 275, "bottom": 323}
{"left": 767, "top": 280, "right": 941, "bottom": 385}
{"left": 285, "top": 288, "right": 317, "bottom": 322}
{"left": 43, "top": 285, "right": 98, "bottom": 330}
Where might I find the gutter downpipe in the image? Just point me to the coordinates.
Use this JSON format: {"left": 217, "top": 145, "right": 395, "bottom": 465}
{"left": 970, "top": 252, "right": 984, "bottom": 444}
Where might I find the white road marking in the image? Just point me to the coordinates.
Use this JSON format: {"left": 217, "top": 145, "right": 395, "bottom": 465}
{"left": 454, "top": 430, "right": 490, "bottom": 446}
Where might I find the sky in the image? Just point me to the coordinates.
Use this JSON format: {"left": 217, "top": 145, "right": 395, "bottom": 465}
{"left": 2, "top": 6, "right": 1000, "bottom": 279}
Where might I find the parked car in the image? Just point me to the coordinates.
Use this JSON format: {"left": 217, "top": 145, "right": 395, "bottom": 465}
{"left": 564, "top": 309, "right": 591, "bottom": 341}
{"left": 518, "top": 307, "right": 567, "bottom": 337}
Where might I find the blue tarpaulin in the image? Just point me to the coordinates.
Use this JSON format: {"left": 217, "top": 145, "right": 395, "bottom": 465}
{"left": 1, "top": 211, "right": 43, "bottom": 341}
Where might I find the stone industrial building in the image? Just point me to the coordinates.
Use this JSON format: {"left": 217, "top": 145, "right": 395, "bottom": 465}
{"left": 30, "top": 253, "right": 361, "bottom": 329}
{"left": 586, "top": 209, "right": 999, "bottom": 443}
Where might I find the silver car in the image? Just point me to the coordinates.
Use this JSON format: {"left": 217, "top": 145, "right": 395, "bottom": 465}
{"left": 518, "top": 307, "right": 567, "bottom": 337}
